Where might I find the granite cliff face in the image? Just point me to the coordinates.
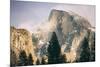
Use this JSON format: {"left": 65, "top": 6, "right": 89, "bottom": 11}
{"left": 10, "top": 26, "right": 37, "bottom": 66}
{"left": 48, "top": 9, "right": 92, "bottom": 44}
{"left": 47, "top": 9, "right": 95, "bottom": 62}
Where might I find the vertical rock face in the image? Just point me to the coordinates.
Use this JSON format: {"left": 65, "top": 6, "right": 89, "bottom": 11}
{"left": 10, "top": 26, "right": 37, "bottom": 66}
{"left": 48, "top": 9, "right": 95, "bottom": 63}
{"left": 48, "top": 9, "right": 91, "bottom": 45}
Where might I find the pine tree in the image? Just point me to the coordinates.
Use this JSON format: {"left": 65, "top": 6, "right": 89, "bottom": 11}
{"left": 36, "top": 59, "right": 40, "bottom": 65}
{"left": 79, "top": 37, "right": 90, "bottom": 62}
{"left": 41, "top": 57, "right": 46, "bottom": 64}
{"left": 28, "top": 53, "right": 33, "bottom": 65}
{"left": 47, "top": 32, "right": 62, "bottom": 64}
{"left": 18, "top": 50, "right": 28, "bottom": 66}
{"left": 61, "top": 54, "right": 67, "bottom": 63}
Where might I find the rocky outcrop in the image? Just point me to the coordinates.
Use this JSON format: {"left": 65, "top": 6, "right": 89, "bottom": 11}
{"left": 10, "top": 26, "right": 37, "bottom": 66}
{"left": 48, "top": 9, "right": 91, "bottom": 45}
{"left": 47, "top": 9, "right": 95, "bottom": 63}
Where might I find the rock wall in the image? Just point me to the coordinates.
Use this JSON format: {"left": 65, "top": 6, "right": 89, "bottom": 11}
{"left": 10, "top": 26, "right": 37, "bottom": 66}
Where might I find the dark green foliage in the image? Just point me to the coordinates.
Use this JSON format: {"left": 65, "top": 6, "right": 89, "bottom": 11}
{"left": 61, "top": 54, "right": 67, "bottom": 63}
{"left": 36, "top": 59, "right": 40, "bottom": 65}
{"left": 18, "top": 50, "right": 28, "bottom": 66}
{"left": 28, "top": 53, "right": 33, "bottom": 65}
{"left": 79, "top": 37, "right": 90, "bottom": 62}
{"left": 47, "top": 32, "right": 62, "bottom": 64}
{"left": 90, "top": 32, "right": 95, "bottom": 61}
{"left": 18, "top": 51, "right": 34, "bottom": 66}
{"left": 41, "top": 57, "right": 46, "bottom": 64}
{"left": 90, "top": 41, "right": 95, "bottom": 61}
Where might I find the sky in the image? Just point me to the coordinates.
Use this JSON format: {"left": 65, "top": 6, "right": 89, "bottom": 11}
{"left": 10, "top": 0, "right": 95, "bottom": 33}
